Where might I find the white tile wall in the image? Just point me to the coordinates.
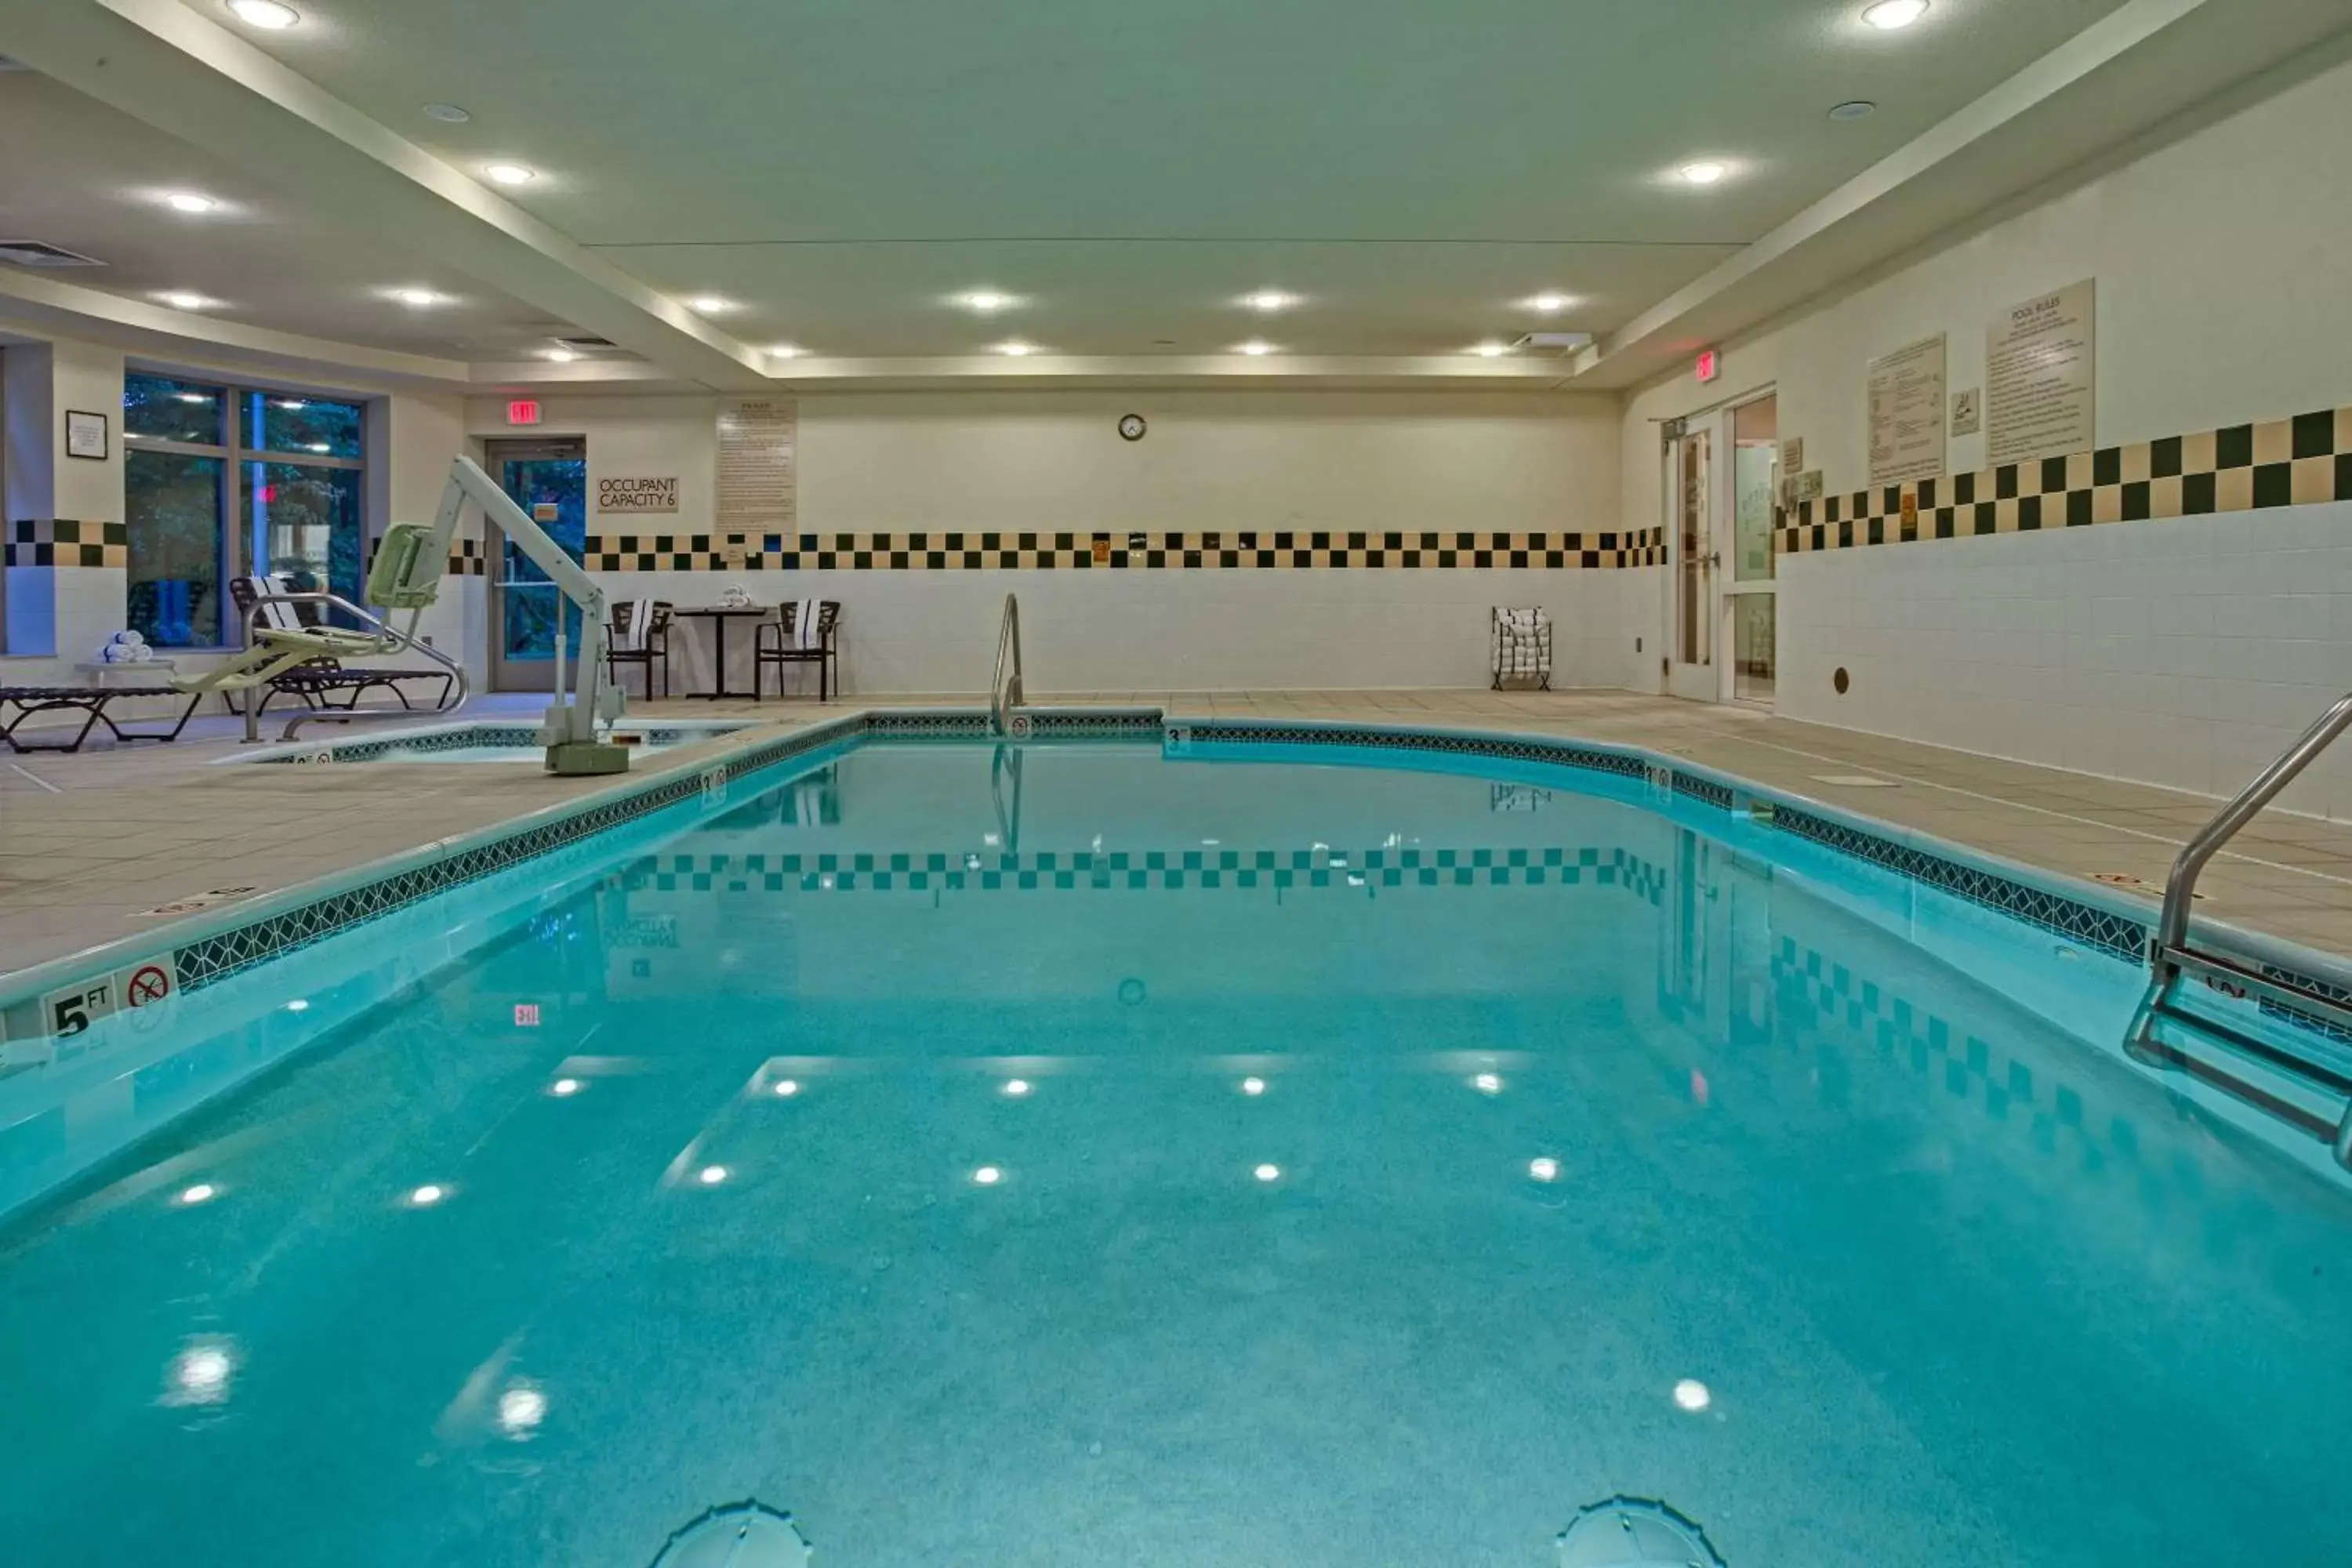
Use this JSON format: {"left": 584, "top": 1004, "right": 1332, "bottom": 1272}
{"left": 598, "top": 567, "right": 1658, "bottom": 696}
{"left": 1780, "top": 499, "right": 2352, "bottom": 818}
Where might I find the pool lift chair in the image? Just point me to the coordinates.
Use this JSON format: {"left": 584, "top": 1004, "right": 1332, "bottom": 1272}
{"left": 180, "top": 456, "right": 631, "bottom": 775}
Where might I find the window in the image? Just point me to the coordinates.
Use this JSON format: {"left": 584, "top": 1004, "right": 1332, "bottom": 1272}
{"left": 122, "top": 372, "right": 368, "bottom": 647}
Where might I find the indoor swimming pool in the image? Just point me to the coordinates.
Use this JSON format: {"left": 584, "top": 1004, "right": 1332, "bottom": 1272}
{"left": 3, "top": 728, "right": 2347, "bottom": 1567}
{"left": 226, "top": 718, "right": 755, "bottom": 767}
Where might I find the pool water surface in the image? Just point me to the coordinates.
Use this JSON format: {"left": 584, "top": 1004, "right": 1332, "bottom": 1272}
{"left": 2, "top": 739, "right": 2347, "bottom": 1566}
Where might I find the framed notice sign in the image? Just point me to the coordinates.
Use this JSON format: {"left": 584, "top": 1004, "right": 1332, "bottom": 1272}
{"left": 65, "top": 409, "right": 109, "bottom": 461}
{"left": 1987, "top": 279, "right": 2095, "bottom": 466}
{"left": 1866, "top": 335, "right": 1947, "bottom": 488}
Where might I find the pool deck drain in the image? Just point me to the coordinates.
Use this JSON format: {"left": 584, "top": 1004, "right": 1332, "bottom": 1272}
{"left": 9, "top": 688, "right": 2352, "bottom": 971}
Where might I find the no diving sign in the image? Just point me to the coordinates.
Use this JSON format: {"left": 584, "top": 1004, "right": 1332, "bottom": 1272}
{"left": 126, "top": 963, "right": 174, "bottom": 1008}
{"left": 40, "top": 953, "right": 178, "bottom": 1042}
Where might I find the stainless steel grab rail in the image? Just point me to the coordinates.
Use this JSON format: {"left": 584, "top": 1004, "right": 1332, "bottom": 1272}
{"left": 989, "top": 593, "right": 1024, "bottom": 735}
{"left": 2129, "top": 688, "right": 2352, "bottom": 1169}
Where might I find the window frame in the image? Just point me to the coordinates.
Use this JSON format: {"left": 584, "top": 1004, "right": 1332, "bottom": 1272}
{"left": 122, "top": 374, "right": 368, "bottom": 649}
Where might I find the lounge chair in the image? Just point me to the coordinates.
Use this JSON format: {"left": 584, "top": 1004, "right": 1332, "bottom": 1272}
{"left": 226, "top": 575, "right": 458, "bottom": 717}
{"left": 175, "top": 532, "right": 465, "bottom": 741}
{"left": 0, "top": 686, "right": 201, "bottom": 753}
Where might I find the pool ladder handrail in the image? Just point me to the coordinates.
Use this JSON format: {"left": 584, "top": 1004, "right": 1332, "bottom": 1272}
{"left": 2127, "top": 687, "right": 2352, "bottom": 1169}
{"left": 989, "top": 593, "right": 1024, "bottom": 735}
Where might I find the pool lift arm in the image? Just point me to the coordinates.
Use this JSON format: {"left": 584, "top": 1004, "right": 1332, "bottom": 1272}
{"left": 430, "top": 456, "right": 630, "bottom": 773}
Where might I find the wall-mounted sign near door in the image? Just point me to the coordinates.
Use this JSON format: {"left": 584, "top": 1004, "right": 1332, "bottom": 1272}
{"left": 1117, "top": 413, "right": 1147, "bottom": 441}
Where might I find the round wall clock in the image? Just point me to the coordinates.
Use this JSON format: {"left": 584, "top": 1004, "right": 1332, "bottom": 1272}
{"left": 1117, "top": 413, "right": 1147, "bottom": 441}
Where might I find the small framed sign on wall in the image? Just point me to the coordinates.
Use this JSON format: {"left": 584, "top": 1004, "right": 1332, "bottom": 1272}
{"left": 65, "top": 409, "right": 109, "bottom": 461}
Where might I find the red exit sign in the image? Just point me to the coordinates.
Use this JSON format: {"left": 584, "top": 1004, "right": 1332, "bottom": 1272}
{"left": 507, "top": 399, "right": 543, "bottom": 426}
{"left": 1694, "top": 349, "right": 1721, "bottom": 384}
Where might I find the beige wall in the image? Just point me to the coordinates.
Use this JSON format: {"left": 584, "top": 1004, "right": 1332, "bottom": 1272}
{"left": 1620, "top": 50, "right": 2352, "bottom": 811}
{"left": 460, "top": 387, "right": 1639, "bottom": 692}
{"left": 1623, "top": 49, "right": 2352, "bottom": 552}
{"left": 464, "top": 388, "right": 1620, "bottom": 539}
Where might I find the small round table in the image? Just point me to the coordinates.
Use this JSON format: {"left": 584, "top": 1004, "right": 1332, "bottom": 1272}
{"left": 673, "top": 606, "right": 769, "bottom": 699}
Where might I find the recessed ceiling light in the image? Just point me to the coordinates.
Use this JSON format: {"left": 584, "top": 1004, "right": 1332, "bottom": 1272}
{"left": 1862, "top": 0, "right": 1929, "bottom": 28}
{"left": 1237, "top": 340, "right": 1276, "bottom": 357}
{"left": 390, "top": 287, "right": 442, "bottom": 307}
{"left": 1241, "top": 289, "right": 1297, "bottom": 313}
{"left": 483, "top": 163, "right": 536, "bottom": 187}
{"left": 1678, "top": 160, "right": 1730, "bottom": 186}
{"left": 422, "top": 103, "right": 472, "bottom": 123}
{"left": 544, "top": 347, "right": 577, "bottom": 363}
{"left": 227, "top": 0, "right": 299, "bottom": 29}
{"left": 159, "top": 291, "right": 210, "bottom": 310}
{"left": 1828, "top": 100, "right": 1878, "bottom": 122}
{"left": 767, "top": 343, "right": 800, "bottom": 360}
{"left": 177, "top": 393, "right": 209, "bottom": 404}
{"left": 1472, "top": 341, "right": 1511, "bottom": 358}
{"left": 995, "top": 340, "right": 1036, "bottom": 357}
{"left": 164, "top": 192, "right": 218, "bottom": 214}
{"left": 1525, "top": 292, "right": 1571, "bottom": 314}
{"left": 688, "top": 296, "right": 732, "bottom": 314}
{"left": 959, "top": 289, "right": 1017, "bottom": 314}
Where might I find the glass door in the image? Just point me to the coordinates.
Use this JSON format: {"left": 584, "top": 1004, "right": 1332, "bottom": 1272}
{"left": 1664, "top": 421, "right": 1715, "bottom": 701}
{"left": 1664, "top": 393, "right": 1779, "bottom": 706}
{"left": 1726, "top": 393, "right": 1778, "bottom": 706}
{"left": 485, "top": 438, "right": 587, "bottom": 694}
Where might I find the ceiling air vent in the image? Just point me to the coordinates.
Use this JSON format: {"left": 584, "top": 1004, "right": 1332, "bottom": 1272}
{"left": 1510, "top": 331, "right": 1595, "bottom": 357}
{"left": 0, "top": 240, "right": 105, "bottom": 269}
{"left": 555, "top": 335, "right": 616, "bottom": 350}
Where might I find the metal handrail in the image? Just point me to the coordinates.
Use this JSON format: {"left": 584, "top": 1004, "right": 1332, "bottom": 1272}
{"left": 2151, "top": 690, "right": 2352, "bottom": 956}
{"left": 2133, "top": 688, "right": 2352, "bottom": 1170}
{"left": 238, "top": 590, "right": 470, "bottom": 742}
{"left": 989, "top": 593, "right": 1024, "bottom": 735}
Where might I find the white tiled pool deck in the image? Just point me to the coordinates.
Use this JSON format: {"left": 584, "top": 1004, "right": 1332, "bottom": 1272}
{"left": 8, "top": 688, "right": 2352, "bottom": 975}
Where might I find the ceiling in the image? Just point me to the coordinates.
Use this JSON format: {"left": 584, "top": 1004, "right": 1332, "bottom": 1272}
{"left": 0, "top": 70, "right": 581, "bottom": 360}
{"left": 0, "top": 0, "right": 2344, "bottom": 390}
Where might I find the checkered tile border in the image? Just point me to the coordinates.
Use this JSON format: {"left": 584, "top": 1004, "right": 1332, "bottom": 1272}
{"left": 1176, "top": 721, "right": 1661, "bottom": 784}
{"left": 1769, "top": 804, "right": 2151, "bottom": 960}
{"left": 623, "top": 843, "right": 1667, "bottom": 902}
{"left": 169, "top": 713, "right": 869, "bottom": 989}
{"left": 584, "top": 527, "right": 1668, "bottom": 573}
{"left": 1774, "top": 937, "right": 2159, "bottom": 1182}
{"left": 5, "top": 518, "right": 127, "bottom": 569}
{"left": 1778, "top": 405, "right": 2352, "bottom": 556}
{"left": 359, "top": 533, "right": 487, "bottom": 577}
{"left": 866, "top": 709, "right": 1163, "bottom": 740}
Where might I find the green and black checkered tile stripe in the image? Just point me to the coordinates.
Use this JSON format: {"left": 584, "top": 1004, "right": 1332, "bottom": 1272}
{"left": 622, "top": 843, "right": 1666, "bottom": 901}
{"left": 1778, "top": 404, "right": 2352, "bottom": 555}
{"left": 585, "top": 528, "right": 1668, "bottom": 573}
{"left": 360, "top": 534, "right": 488, "bottom": 575}
{"left": 5, "top": 519, "right": 126, "bottom": 568}
{"left": 1773, "top": 936, "right": 2208, "bottom": 1200}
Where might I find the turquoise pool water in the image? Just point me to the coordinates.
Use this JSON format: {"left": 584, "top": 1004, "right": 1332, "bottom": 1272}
{"left": 3, "top": 738, "right": 2348, "bottom": 1566}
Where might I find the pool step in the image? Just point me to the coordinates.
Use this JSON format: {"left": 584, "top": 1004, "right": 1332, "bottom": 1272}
{"left": 2129, "top": 955, "right": 2352, "bottom": 1169}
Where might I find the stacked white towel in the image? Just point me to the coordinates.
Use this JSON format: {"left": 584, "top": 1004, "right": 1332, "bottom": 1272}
{"left": 98, "top": 629, "right": 154, "bottom": 664}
